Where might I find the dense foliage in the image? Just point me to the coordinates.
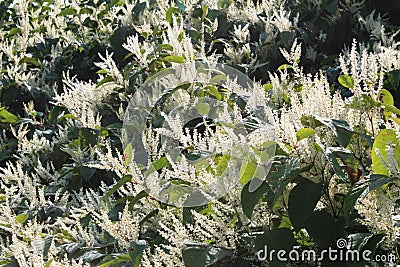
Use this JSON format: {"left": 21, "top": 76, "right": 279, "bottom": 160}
{"left": 0, "top": 0, "right": 400, "bottom": 266}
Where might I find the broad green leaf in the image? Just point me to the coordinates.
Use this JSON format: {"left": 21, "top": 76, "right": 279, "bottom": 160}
{"left": 44, "top": 259, "right": 54, "bottom": 267}
{"left": 15, "top": 213, "right": 29, "bottom": 224}
{"left": 304, "top": 210, "right": 344, "bottom": 248}
{"left": 128, "top": 240, "right": 146, "bottom": 267}
{"left": 301, "top": 115, "right": 353, "bottom": 147}
{"left": 123, "top": 143, "right": 133, "bottom": 167}
{"left": 139, "top": 209, "right": 158, "bottom": 226}
{"left": 195, "top": 102, "right": 211, "bottom": 115}
{"left": 381, "top": 103, "right": 400, "bottom": 117}
{"left": 31, "top": 236, "right": 53, "bottom": 258}
{"left": 372, "top": 129, "right": 400, "bottom": 175}
{"left": 96, "top": 69, "right": 107, "bottom": 74}
{"left": 19, "top": 57, "right": 39, "bottom": 67}
{"left": 263, "top": 83, "right": 273, "bottom": 91}
{"left": 277, "top": 64, "right": 293, "bottom": 71}
{"left": 217, "top": 0, "right": 232, "bottom": 9}
{"left": 209, "top": 74, "right": 227, "bottom": 83}
{"left": 326, "top": 147, "right": 362, "bottom": 184}
{"left": 296, "top": 128, "right": 317, "bottom": 141}
{"left": 338, "top": 75, "right": 354, "bottom": 89}
{"left": 325, "top": 147, "right": 347, "bottom": 182}
{"left": 156, "top": 44, "right": 174, "bottom": 52}
{"left": 0, "top": 108, "right": 18, "bottom": 123}
{"left": 104, "top": 175, "right": 132, "bottom": 201}
{"left": 166, "top": 7, "right": 180, "bottom": 24}
{"left": 241, "top": 179, "right": 271, "bottom": 218}
{"left": 9, "top": 27, "right": 21, "bottom": 35}
{"left": 152, "top": 156, "right": 171, "bottom": 170}
{"left": 239, "top": 160, "right": 257, "bottom": 185}
{"left": 128, "top": 190, "right": 149, "bottom": 210}
{"left": 255, "top": 228, "right": 296, "bottom": 267}
{"left": 205, "top": 85, "right": 222, "bottom": 100}
{"left": 265, "top": 156, "right": 303, "bottom": 196}
{"left": 288, "top": 180, "right": 324, "bottom": 231}
{"left": 114, "top": 190, "right": 149, "bottom": 210}
{"left": 201, "top": 5, "right": 208, "bottom": 19}
{"left": 378, "top": 89, "right": 394, "bottom": 121}
{"left": 80, "top": 251, "right": 105, "bottom": 263}
{"left": 162, "top": 55, "right": 186, "bottom": 63}
{"left": 96, "top": 76, "right": 114, "bottom": 88}
{"left": 215, "top": 154, "right": 230, "bottom": 176}
{"left": 59, "top": 7, "right": 77, "bottom": 16}
{"left": 98, "top": 253, "right": 131, "bottom": 267}
{"left": 347, "top": 233, "right": 385, "bottom": 252}
{"left": 325, "top": 0, "right": 338, "bottom": 14}
{"left": 343, "top": 174, "right": 396, "bottom": 216}
{"left": 132, "top": 2, "right": 146, "bottom": 20}
{"left": 143, "top": 156, "right": 172, "bottom": 176}
{"left": 182, "top": 242, "right": 233, "bottom": 267}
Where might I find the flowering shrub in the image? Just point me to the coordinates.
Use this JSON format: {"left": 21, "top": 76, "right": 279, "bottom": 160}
{"left": 0, "top": 0, "right": 400, "bottom": 266}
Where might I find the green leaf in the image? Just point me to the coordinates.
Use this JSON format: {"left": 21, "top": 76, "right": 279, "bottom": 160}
{"left": 301, "top": 115, "right": 353, "bottom": 147}
{"left": 338, "top": 75, "right": 354, "bottom": 89}
{"left": 205, "top": 85, "right": 222, "bottom": 100}
{"left": 111, "top": 26, "right": 130, "bottom": 49}
{"left": 44, "top": 259, "right": 54, "bottom": 267}
{"left": 96, "top": 76, "right": 114, "bottom": 88}
{"left": 152, "top": 156, "right": 171, "bottom": 171}
{"left": 255, "top": 228, "right": 296, "bottom": 267}
{"left": 104, "top": 175, "right": 132, "bottom": 201}
{"left": 15, "top": 213, "right": 29, "bottom": 224}
{"left": 209, "top": 74, "right": 227, "bottom": 83}
{"left": 343, "top": 174, "right": 396, "bottom": 216}
{"left": 325, "top": 0, "right": 338, "bottom": 14}
{"left": 304, "top": 210, "right": 344, "bottom": 248}
{"left": 127, "top": 190, "right": 149, "bottom": 210}
{"left": 239, "top": 160, "right": 257, "bottom": 185}
{"left": 348, "top": 233, "right": 385, "bottom": 252}
{"left": 326, "top": 147, "right": 362, "bottom": 184}
{"left": 296, "top": 128, "right": 317, "bottom": 141}
{"left": 182, "top": 242, "right": 233, "bottom": 267}
{"left": 241, "top": 179, "right": 271, "bottom": 218}
{"left": 0, "top": 108, "right": 18, "bottom": 124}
{"left": 59, "top": 7, "right": 77, "bottom": 16}
{"left": 162, "top": 55, "right": 186, "bottom": 63}
{"left": 195, "top": 102, "right": 211, "bottom": 115}
{"left": 372, "top": 129, "right": 400, "bottom": 175}
{"left": 166, "top": 7, "right": 180, "bottom": 24}
{"left": 139, "top": 209, "right": 158, "bottom": 226}
{"left": 19, "top": 57, "right": 39, "bottom": 67}
{"left": 9, "top": 27, "right": 21, "bottom": 35}
{"left": 215, "top": 154, "right": 230, "bottom": 176}
{"left": 128, "top": 240, "right": 146, "bottom": 267}
{"left": 156, "top": 44, "right": 174, "bottom": 52}
{"left": 80, "top": 251, "right": 105, "bottom": 263}
{"left": 378, "top": 89, "right": 394, "bottom": 121}
{"left": 277, "top": 64, "right": 293, "bottom": 71}
{"left": 263, "top": 83, "right": 273, "bottom": 91}
{"left": 265, "top": 156, "right": 304, "bottom": 198}
{"left": 31, "top": 236, "right": 53, "bottom": 258}
{"left": 123, "top": 143, "right": 133, "bottom": 167}
{"left": 217, "top": 0, "right": 232, "bottom": 9}
{"left": 131, "top": 2, "right": 146, "bottom": 20}
{"left": 98, "top": 253, "right": 131, "bottom": 267}
{"left": 288, "top": 180, "right": 324, "bottom": 231}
